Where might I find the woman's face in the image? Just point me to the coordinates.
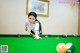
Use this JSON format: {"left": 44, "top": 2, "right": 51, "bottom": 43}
{"left": 28, "top": 16, "right": 36, "bottom": 23}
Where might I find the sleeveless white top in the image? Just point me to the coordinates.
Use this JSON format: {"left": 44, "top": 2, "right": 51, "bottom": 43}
{"left": 25, "top": 21, "right": 39, "bottom": 34}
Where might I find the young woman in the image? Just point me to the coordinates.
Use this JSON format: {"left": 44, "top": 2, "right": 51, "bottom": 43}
{"left": 25, "top": 12, "right": 42, "bottom": 39}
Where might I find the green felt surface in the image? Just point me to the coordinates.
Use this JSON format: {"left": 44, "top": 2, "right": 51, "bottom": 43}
{"left": 0, "top": 35, "right": 80, "bottom": 53}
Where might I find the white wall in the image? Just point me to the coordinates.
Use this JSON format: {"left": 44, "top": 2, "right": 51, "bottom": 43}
{"left": 78, "top": 4, "right": 80, "bottom": 34}
{"left": 0, "top": 0, "right": 79, "bottom": 34}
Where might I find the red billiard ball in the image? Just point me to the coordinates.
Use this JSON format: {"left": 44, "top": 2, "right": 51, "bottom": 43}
{"left": 17, "top": 34, "right": 20, "bottom": 37}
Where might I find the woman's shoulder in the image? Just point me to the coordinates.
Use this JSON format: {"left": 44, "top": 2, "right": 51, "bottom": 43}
{"left": 35, "top": 21, "right": 40, "bottom": 26}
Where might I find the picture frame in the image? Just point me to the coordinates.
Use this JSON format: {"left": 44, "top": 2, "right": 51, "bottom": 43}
{"left": 26, "top": 0, "right": 49, "bottom": 17}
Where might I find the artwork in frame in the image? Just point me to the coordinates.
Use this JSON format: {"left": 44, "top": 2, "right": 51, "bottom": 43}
{"left": 26, "top": 0, "right": 49, "bottom": 17}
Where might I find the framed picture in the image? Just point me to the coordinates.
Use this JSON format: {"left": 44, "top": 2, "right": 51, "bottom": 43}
{"left": 26, "top": 0, "right": 49, "bottom": 17}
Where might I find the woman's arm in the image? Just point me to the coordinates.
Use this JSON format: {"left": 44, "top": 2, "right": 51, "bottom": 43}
{"left": 34, "top": 30, "right": 42, "bottom": 39}
{"left": 25, "top": 27, "right": 28, "bottom": 31}
{"left": 25, "top": 22, "right": 30, "bottom": 34}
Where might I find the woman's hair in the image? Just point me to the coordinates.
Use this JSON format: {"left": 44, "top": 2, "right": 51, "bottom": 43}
{"left": 28, "top": 12, "right": 42, "bottom": 34}
{"left": 28, "top": 12, "right": 37, "bottom": 19}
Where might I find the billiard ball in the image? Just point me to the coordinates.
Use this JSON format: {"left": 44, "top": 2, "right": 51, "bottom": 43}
{"left": 66, "top": 34, "right": 68, "bottom": 37}
{"left": 66, "top": 43, "right": 75, "bottom": 53}
{"left": 56, "top": 43, "right": 67, "bottom": 53}
{"left": 45, "top": 34, "right": 48, "bottom": 37}
{"left": 74, "top": 34, "right": 77, "bottom": 38}
{"left": 62, "top": 34, "right": 66, "bottom": 38}
{"left": 17, "top": 34, "right": 20, "bottom": 37}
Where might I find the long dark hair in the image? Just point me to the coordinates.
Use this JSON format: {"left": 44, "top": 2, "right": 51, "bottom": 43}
{"left": 28, "top": 12, "right": 42, "bottom": 34}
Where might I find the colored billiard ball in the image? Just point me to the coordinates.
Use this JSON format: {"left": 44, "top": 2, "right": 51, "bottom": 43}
{"left": 74, "top": 34, "right": 77, "bottom": 38}
{"left": 62, "top": 34, "right": 66, "bottom": 38}
{"left": 66, "top": 43, "right": 75, "bottom": 53}
{"left": 56, "top": 43, "right": 67, "bottom": 53}
{"left": 17, "top": 34, "right": 20, "bottom": 37}
{"left": 66, "top": 34, "right": 68, "bottom": 37}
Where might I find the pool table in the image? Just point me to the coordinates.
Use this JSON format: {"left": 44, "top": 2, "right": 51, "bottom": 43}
{"left": 0, "top": 34, "right": 80, "bottom": 53}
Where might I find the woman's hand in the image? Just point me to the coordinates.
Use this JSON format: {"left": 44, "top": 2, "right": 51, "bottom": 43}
{"left": 25, "top": 28, "right": 30, "bottom": 32}
{"left": 25, "top": 28, "right": 27, "bottom": 31}
{"left": 34, "top": 30, "right": 42, "bottom": 39}
{"left": 35, "top": 35, "right": 42, "bottom": 39}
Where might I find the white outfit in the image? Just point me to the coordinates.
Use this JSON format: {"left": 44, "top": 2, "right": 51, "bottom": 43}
{"left": 25, "top": 21, "right": 39, "bottom": 34}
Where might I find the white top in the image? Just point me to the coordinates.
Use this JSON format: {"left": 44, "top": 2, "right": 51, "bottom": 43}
{"left": 25, "top": 21, "right": 39, "bottom": 34}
